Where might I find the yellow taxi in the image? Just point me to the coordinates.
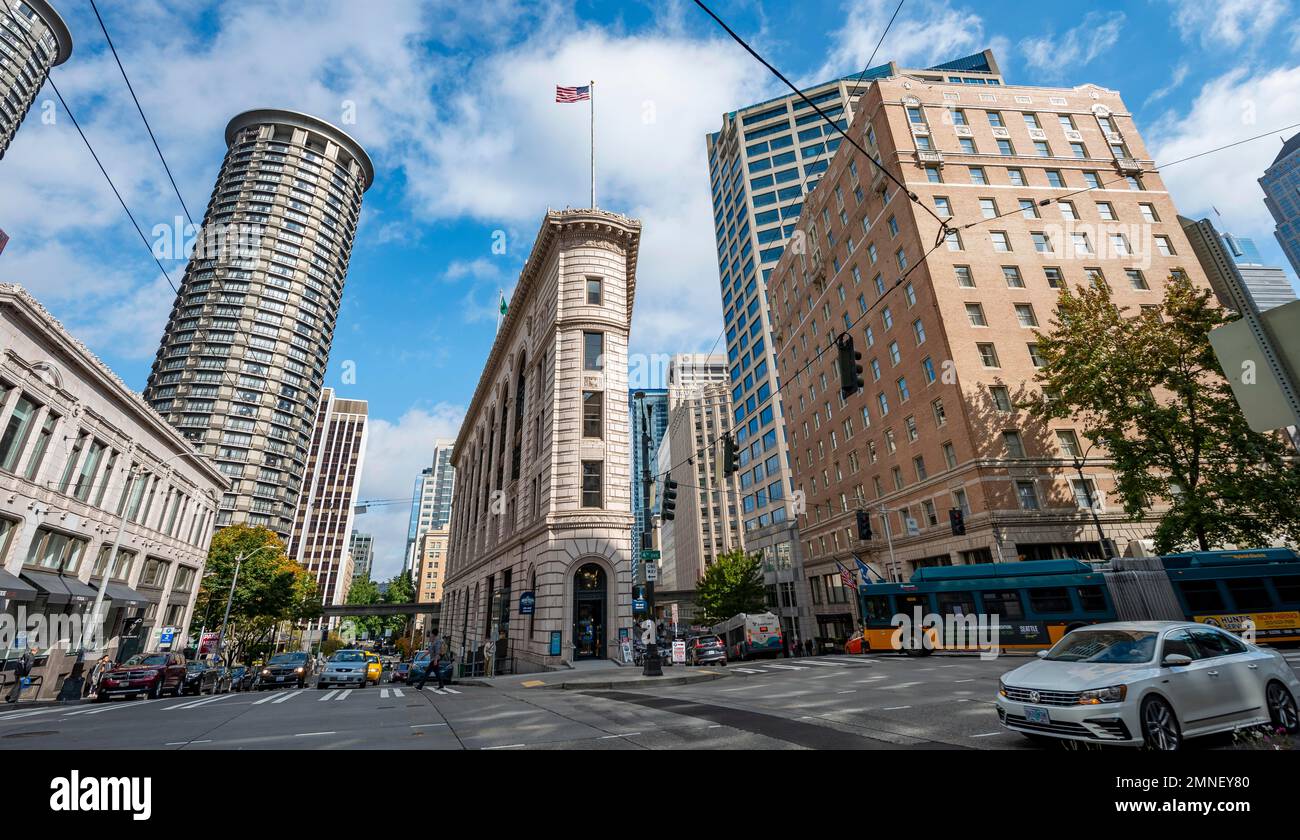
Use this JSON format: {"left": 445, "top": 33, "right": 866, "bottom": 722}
{"left": 365, "top": 652, "right": 383, "bottom": 685}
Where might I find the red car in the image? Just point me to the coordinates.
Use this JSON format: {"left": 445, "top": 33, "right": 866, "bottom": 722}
{"left": 97, "top": 652, "right": 187, "bottom": 701}
{"left": 391, "top": 663, "right": 411, "bottom": 683}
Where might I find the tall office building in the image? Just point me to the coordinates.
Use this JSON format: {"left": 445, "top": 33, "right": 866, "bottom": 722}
{"left": 707, "top": 51, "right": 1002, "bottom": 539}
{"left": 1180, "top": 220, "right": 1298, "bottom": 313}
{"left": 767, "top": 58, "right": 1206, "bottom": 643}
{"left": 414, "top": 527, "right": 449, "bottom": 603}
{"left": 629, "top": 388, "right": 667, "bottom": 557}
{"left": 143, "top": 109, "right": 374, "bottom": 538}
{"left": 288, "top": 388, "right": 368, "bottom": 621}
{"left": 349, "top": 530, "right": 374, "bottom": 583}
{"left": 404, "top": 438, "right": 455, "bottom": 571}
{"left": 0, "top": 0, "right": 71, "bottom": 161}
{"left": 665, "top": 353, "right": 728, "bottom": 408}
{"left": 655, "top": 381, "right": 744, "bottom": 591}
{"left": 1260, "top": 133, "right": 1300, "bottom": 279}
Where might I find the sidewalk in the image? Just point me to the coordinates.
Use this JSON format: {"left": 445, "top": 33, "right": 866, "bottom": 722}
{"left": 459, "top": 660, "right": 729, "bottom": 691}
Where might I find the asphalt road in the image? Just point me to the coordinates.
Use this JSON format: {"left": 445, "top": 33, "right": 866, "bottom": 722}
{"left": 2, "top": 649, "right": 1298, "bottom": 750}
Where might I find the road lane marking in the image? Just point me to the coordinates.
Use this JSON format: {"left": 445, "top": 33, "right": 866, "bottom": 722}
{"left": 971, "top": 732, "right": 1003, "bottom": 737}
{"left": 878, "top": 681, "right": 924, "bottom": 690}
{"left": 955, "top": 679, "right": 975, "bottom": 683}
{"left": 600, "top": 732, "right": 642, "bottom": 739}
{"left": 317, "top": 690, "right": 338, "bottom": 702}
{"left": 392, "top": 688, "right": 404, "bottom": 698}
{"left": 764, "top": 664, "right": 805, "bottom": 671}
{"left": 165, "top": 694, "right": 236, "bottom": 711}
{"left": 164, "top": 739, "right": 212, "bottom": 745}
{"left": 731, "top": 668, "right": 766, "bottom": 674}
{"left": 335, "top": 689, "right": 351, "bottom": 701}
{"left": 0, "top": 709, "right": 58, "bottom": 722}
{"left": 800, "top": 660, "right": 847, "bottom": 667}
{"left": 836, "top": 690, "right": 856, "bottom": 694}
{"left": 822, "top": 658, "right": 873, "bottom": 666}
{"left": 252, "top": 692, "right": 280, "bottom": 705}
{"left": 482, "top": 743, "right": 525, "bottom": 750}
{"left": 883, "top": 705, "right": 911, "bottom": 711}
{"left": 65, "top": 699, "right": 166, "bottom": 716}
{"left": 294, "top": 731, "right": 336, "bottom": 737}
{"left": 271, "top": 690, "right": 303, "bottom": 704}
{"left": 443, "top": 688, "right": 461, "bottom": 694}
{"left": 410, "top": 723, "right": 446, "bottom": 728}
{"left": 380, "top": 689, "right": 390, "bottom": 699}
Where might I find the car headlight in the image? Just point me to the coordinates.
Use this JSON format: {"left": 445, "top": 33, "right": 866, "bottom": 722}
{"left": 1079, "top": 685, "right": 1127, "bottom": 705}
{"left": 261, "top": 669, "right": 271, "bottom": 675}
{"left": 140, "top": 670, "right": 158, "bottom": 678}
{"left": 294, "top": 667, "right": 304, "bottom": 674}
{"left": 998, "top": 680, "right": 1008, "bottom": 698}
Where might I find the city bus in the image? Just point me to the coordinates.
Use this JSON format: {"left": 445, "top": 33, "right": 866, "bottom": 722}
{"left": 853, "top": 548, "right": 1300, "bottom": 653}
{"left": 855, "top": 560, "right": 1115, "bottom": 654}
{"left": 713, "top": 612, "right": 784, "bottom": 660}
{"left": 1161, "top": 548, "right": 1300, "bottom": 643}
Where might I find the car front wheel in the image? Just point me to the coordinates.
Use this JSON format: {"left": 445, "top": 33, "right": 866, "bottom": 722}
{"left": 1141, "top": 696, "right": 1182, "bottom": 751}
{"left": 1266, "top": 681, "right": 1300, "bottom": 734}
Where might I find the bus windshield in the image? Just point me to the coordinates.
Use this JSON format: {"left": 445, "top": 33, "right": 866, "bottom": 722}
{"left": 1044, "top": 630, "right": 1156, "bottom": 663}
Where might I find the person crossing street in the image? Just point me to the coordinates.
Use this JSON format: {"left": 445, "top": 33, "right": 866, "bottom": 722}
{"left": 415, "top": 631, "right": 445, "bottom": 691}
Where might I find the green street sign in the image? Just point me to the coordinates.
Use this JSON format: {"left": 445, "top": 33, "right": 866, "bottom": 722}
{"left": 640, "top": 550, "right": 660, "bottom": 561}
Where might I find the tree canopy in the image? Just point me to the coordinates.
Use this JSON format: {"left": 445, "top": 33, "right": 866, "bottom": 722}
{"left": 694, "top": 549, "right": 767, "bottom": 625}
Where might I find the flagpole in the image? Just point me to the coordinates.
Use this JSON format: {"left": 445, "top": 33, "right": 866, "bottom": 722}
{"left": 590, "top": 80, "right": 596, "bottom": 209}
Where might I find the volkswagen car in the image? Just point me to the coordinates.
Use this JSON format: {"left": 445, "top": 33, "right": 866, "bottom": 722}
{"left": 318, "top": 650, "right": 369, "bottom": 689}
{"left": 995, "top": 621, "right": 1300, "bottom": 750}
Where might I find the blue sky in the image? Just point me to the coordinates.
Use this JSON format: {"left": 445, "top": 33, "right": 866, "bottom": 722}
{"left": 2, "top": 0, "right": 1298, "bottom": 577}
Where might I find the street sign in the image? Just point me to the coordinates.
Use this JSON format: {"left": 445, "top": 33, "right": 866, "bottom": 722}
{"left": 519, "top": 591, "right": 536, "bottom": 615}
{"left": 159, "top": 626, "right": 176, "bottom": 646}
{"left": 671, "top": 603, "right": 679, "bottom": 627}
{"left": 199, "top": 632, "right": 220, "bottom": 655}
{"left": 645, "top": 563, "right": 658, "bottom": 582}
{"left": 905, "top": 517, "right": 920, "bottom": 537}
{"left": 640, "top": 549, "right": 660, "bottom": 561}
{"left": 633, "top": 598, "right": 647, "bottom": 613}
{"left": 621, "top": 640, "right": 633, "bottom": 663}
{"left": 1209, "top": 299, "right": 1300, "bottom": 432}
{"left": 671, "top": 640, "right": 686, "bottom": 664}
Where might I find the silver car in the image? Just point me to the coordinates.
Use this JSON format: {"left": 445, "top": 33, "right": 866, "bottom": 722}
{"left": 317, "top": 650, "right": 369, "bottom": 689}
{"left": 996, "top": 621, "right": 1300, "bottom": 750}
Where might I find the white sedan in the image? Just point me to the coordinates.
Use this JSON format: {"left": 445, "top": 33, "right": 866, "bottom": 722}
{"left": 996, "top": 621, "right": 1300, "bottom": 750}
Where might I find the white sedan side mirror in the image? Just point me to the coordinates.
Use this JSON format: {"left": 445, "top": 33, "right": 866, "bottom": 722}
{"left": 1162, "top": 653, "right": 1193, "bottom": 668}
{"left": 1035, "top": 650, "right": 1048, "bottom": 659}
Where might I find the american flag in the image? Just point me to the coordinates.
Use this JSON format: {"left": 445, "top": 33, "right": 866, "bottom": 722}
{"left": 556, "top": 84, "right": 591, "bottom": 103}
{"left": 836, "top": 561, "right": 856, "bottom": 590}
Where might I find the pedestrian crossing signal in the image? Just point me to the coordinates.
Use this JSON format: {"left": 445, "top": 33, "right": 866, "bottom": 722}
{"left": 837, "top": 334, "right": 864, "bottom": 398}
{"left": 722, "top": 433, "right": 739, "bottom": 477}
{"left": 662, "top": 479, "right": 679, "bottom": 521}
{"left": 855, "top": 509, "right": 872, "bottom": 541}
{"left": 949, "top": 508, "right": 966, "bottom": 536}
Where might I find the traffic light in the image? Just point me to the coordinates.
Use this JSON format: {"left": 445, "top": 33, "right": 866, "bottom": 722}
{"left": 661, "top": 479, "right": 678, "bottom": 521}
{"left": 722, "top": 433, "right": 739, "bottom": 477}
{"left": 949, "top": 507, "right": 966, "bottom": 536}
{"left": 837, "top": 333, "right": 864, "bottom": 398}
{"left": 855, "top": 509, "right": 872, "bottom": 541}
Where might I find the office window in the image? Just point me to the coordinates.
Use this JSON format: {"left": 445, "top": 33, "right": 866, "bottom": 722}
{"left": 581, "top": 461, "right": 603, "bottom": 508}
{"left": 1043, "top": 266, "right": 1063, "bottom": 288}
{"left": 969, "top": 166, "right": 987, "bottom": 185}
{"left": 934, "top": 196, "right": 952, "bottom": 216}
{"left": 1014, "top": 304, "right": 1038, "bottom": 327}
{"left": 977, "top": 343, "right": 1000, "bottom": 367}
{"left": 980, "top": 198, "right": 999, "bottom": 218}
{"left": 955, "top": 265, "right": 975, "bottom": 288}
{"left": 1003, "top": 266, "right": 1025, "bottom": 288}
{"left": 1155, "top": 236, "right": 1175, "bottom": 256}
{"left": 1019, "top": 198, "right": 1039, "bottom": 219}
{"left": 1070, "top": 142, "right": 1087, "bottom": 158}
{"left": 1016, "top": 480, "right": 1040, "bottom": 510}
{"left": 1004, "top": 430, "right": 1026, "bottom": 458}
{"left": 1139, "top": 203, "right": 1159, "bottom": 222}
{"left": 1034, "top": 141, "right": 1051, "bottom": 157}
{"left": 1031, "top": 232, "right": 1052, "bottom": 253}
{"left": 1007, "top": 168, "right": 1026, "bottom": 186}
{"left": 1045, "top": 169, "right": 1064, "bottom": 187}
{"left": 1058, "top": 200, "right": 1077, "bottom": 221}
{"left": 991, "top": 231, "right": 1011, "bottom": 252}
{"left": 0, "top": 396, "right": 39, "bottom": 473}
{"left": 1126, "top": 269, "right": 1149, "bottom": 290}
{"left": 583, "top": 331, "right": 604, "bottom": 370}
{"left": 997, "top": 138, "right": 1014, "bottom": 155}
{"left": 943, "top": 441, "right": 957, "bottom": 469}
{"left": 586, "top": 277, "right": 603, "bottom": 305}
{"left": 1096, "top": 201, "right": 1116, "bottom": 221}
{"left": 1056, "top": 429, "right": 1081, "bottom": 458}
{"left": 966, "top": 303, "right": 987, "bottom": 326}
{"left": 582, "top": 391, "right": 603, "bottom": 438}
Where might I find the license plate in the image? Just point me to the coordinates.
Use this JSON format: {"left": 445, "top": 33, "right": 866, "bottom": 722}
{"left": 1025, "top": 706, "right": 1051, "bottom": 724}
{"left": 276, "top": 676, "right": 285, "bottom": 682}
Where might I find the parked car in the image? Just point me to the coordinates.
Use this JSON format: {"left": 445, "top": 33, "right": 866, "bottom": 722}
{"left": 258, "top": 651, "right": 314, "bottom": 689}
{"left": 97, "top": 652, "right": 187, "bottom": 700}
{"left": 229, "top": 665, "right": 257, "bottom": 692}
{"left": 996, "top": 621, "right": 1300, "bottom": 750}
{"left": 391, "top": 663, "right": 411, "bottom": 683}
{"left": 686, "top": 634, "right": 727, "bottom": 666}
{"left": 318, "top": 650, "right": 369, "bottom": 689}
{"left": 181, "top": 660, "right": 227, "bottom": 696}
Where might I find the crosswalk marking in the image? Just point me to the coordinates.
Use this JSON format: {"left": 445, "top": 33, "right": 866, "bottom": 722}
{"left": 392, "top": 688, "right": 404, "bottom": 698}
{"left": 165, "top": 694, "right": 235, "bottom": 711}
{"left": 731, "top": 668, "right": 766, "bottom": 674}
{"left": 798, "top": 660, "right": 847, "bottom": 668}
{"left": 252, "top": 691, "right": 281, "bottom": 705}
{"left": 318, "top": 690, "right": 338, "bottom": 702}
{"left": 0, "top": 708, "right": 58, "bottom": 722}
{"left": 424, "top": 687, "right": 462, "bottom": 695}
{"left": 763, "top": 664, "right": 805, "bottom": 671}
{"left": 336, "top": 689, "right": 352, "bottom": 701}
{"left": 822, "top": 657, "right": 875, "bottom": 666}
{"left": 380, "top": 688, "right": 390, "bottom": 699}
{"left": 271, "top": 690, "right": 303, "bottom": 704}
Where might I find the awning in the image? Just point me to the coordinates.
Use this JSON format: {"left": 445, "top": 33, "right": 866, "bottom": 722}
{"left": 0, "top": 568, "right": 37, "bottom": 602}
{"left": 103, "top": 581, "right": 149, "bottom": 609}
{"left": 20, "top": 570, "right": 72, "bottom": 605}
{"left": 61, "top": 576, "right": 99, "bottom": 604}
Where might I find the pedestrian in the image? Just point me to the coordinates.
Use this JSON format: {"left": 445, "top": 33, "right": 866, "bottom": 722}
{"left": 5, "top": 646, "right": 35, "bottom": 703}
{"left": 789, "top": 632, "right": 799, "bottom": 659}
{"left": 84, "top": 654, "right": 111, "bottom": 698}
{"left": 415, "top": 631, "right": 445, "bottom": 691}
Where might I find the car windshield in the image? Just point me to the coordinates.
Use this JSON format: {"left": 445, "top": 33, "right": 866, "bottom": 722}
{"left": 269, "top": 653, "right": 306, "bottom": 665}
{"left": 331, "top": 652, "right": 366, "bottom": 663}
{"left": 1044, "top": 630, "right": 1157, "bottom": 663}
{"left": 695, "top": 636, "right": 721, "bottom": 645}
{"left": 186, "top": 662, "right": 208, "bottom": 671}
{"left": 124, "top": 654, "right": 169, "bottom": 667}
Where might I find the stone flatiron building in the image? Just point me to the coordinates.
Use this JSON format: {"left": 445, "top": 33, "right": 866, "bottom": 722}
{"left": 143, "top": 110, "right": 373, "bottom": 538}
{"left": 442, "top": 209, "right": 640, "bottom": 671}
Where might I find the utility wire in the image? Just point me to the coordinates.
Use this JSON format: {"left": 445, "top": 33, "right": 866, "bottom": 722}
{"left": 89, "top": 0, "right": 197, "bottom": 229}
{"left": 1, "top": 0, "right": 177, "bottom": 294}
{"left": 693, "top": 0, "right": 952, "bottom": 233}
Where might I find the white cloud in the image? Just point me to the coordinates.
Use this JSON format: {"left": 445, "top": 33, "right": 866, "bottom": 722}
{"left": 1147, "top": 64, "right": 1300, "bottom": 238}
{"left": 1019, "top": 11, "right": 1125, "bottom": 78}
{"left": 1144, "top": 61, "right": 1191, "bottom": 108}
{"left": 355, "top": 402, "right": 465, "bottom": 581}
{"left": 1168, "top": 0, "right": 1290, "bottom": 50}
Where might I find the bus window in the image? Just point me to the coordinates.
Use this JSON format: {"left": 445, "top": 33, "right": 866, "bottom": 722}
{"left": 1027, "top": 587, "right": 1071, "bottom": 614}
{"left": 898, "top": 593, "right": 929, "bottom": 615}
{"left": 1076, "top": 586, "right": 1107, "bottom": 612}
{"left": 1225, "top": 578, "right": 1272, "bottom": 610}
{"left": 937, "top": 592, "right": 977, "bottom": 617}
{"left": 1178, "top": 580, "right": 1226, "bottom": 613}
{"left": 863, "top": 596, "right": 891, "bottom": 623}
{"left": 1273, "top": 577, "right": 1300, "bottom": 605}
{"left": 980, "top": 590, "right": 1024, "bottom": 619}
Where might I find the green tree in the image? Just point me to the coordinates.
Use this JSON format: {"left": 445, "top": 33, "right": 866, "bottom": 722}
{"left": 1028, "top": 272, "right": 1300, "bottom": 553}
{"left": 341, "top": 577, "right": 385, "bottom": 639}
{"left": 381, "top": 570, "right": 416, "bottom": 637}
{"left": 693, "top": 549, "right": 767, "bottom": 625}
{"left": 191, "top": 525, "right": 320, "bottom": 663}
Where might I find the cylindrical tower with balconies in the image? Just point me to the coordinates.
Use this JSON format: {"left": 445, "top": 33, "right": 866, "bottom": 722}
{"left": 0, "top": 0, "right": 72, "bottom": 160}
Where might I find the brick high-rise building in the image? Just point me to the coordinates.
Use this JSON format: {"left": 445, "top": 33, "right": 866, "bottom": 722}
{"left": 287, "top": 388, "right": 368, "bottom": 625}
{"left": 768, "top": 59, "right": 1209, "bottom": 644}
{"left": 143, "top": 110, "right": 373, "bottom": 538}
{"left": 0, "top": 0, "right": 71, "bottom": 161}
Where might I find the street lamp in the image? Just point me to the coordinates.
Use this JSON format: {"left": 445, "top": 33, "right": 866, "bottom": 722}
{"left": 213, "top": 543, "right": 281, "bottom": 663}
{"left": 1070, "top": 441, "right": 1117, "bottom": 559}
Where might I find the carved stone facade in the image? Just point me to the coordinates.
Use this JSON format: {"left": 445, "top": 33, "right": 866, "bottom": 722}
{"left": 442, "top": 209, "right": 640, "bottom": 672}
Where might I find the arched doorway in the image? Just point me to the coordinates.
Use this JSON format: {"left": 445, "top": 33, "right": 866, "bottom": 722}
{"left": 572, "top": 563, "right": 606, "bottom": 660}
